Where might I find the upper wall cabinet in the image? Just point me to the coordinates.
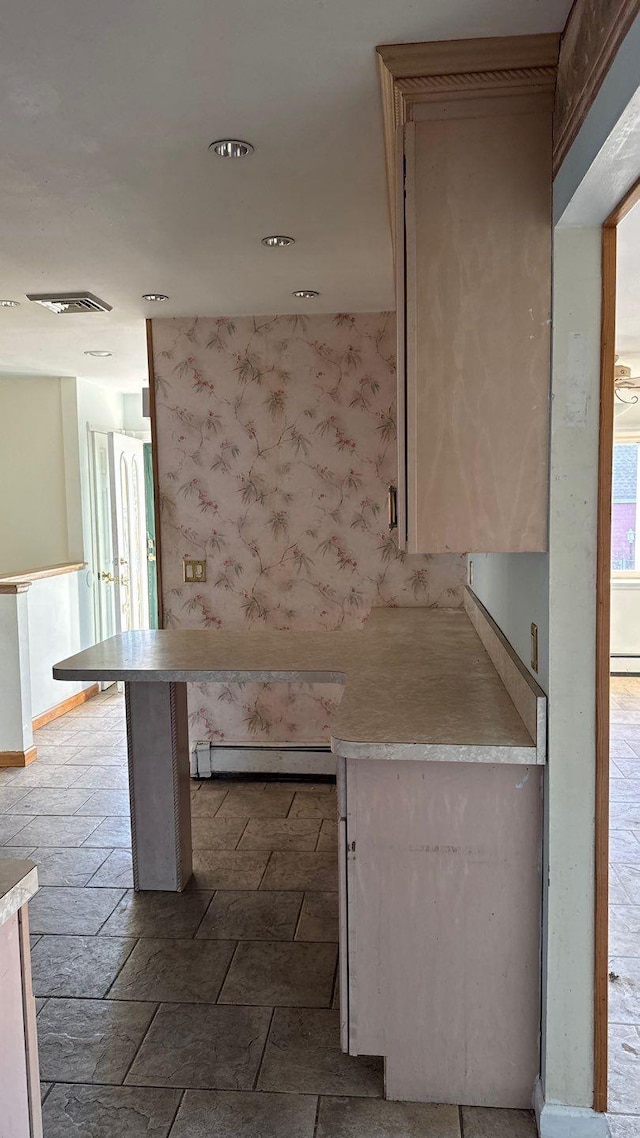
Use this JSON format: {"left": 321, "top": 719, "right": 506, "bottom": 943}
{"left": 378, "top": 36, "right": 558, "bottom": 554}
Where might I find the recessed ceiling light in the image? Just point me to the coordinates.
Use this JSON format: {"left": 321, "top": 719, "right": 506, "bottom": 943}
{"left": 208, "top": 139, "right": 254, "bottom": 158}
{"left": 0, "top": 299, "right": 20, "bottom": 307}
{"left": 142, "top": 293, "right": 169, "bottom": 302}
{"left": 84, "top": 350, "right": 113, "bottom": 358}
{"left": 293, "top": 290, "right": 319, "bottom": 299}
{"left": 262, "top": 235, "right": 295, "bottom": 248}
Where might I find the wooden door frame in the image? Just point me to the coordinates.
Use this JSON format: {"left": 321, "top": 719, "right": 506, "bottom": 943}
{"left": 595, "top": 176, "right": 640, "bottom": 1113}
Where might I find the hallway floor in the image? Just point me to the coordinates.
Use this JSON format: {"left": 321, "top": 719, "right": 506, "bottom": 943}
{"left": 0, "top": 688, "right": 539, "bottom": 1137}
{"left": 609, "top": 676, "right": 640, "bottom": 1133}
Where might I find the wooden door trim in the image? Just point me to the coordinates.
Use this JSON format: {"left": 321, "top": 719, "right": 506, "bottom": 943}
{"left": 145, "top": 319, "right": 164, "bottom": 628}
{"left": 594, "top": 175, "right": 640, "bottom": 1113}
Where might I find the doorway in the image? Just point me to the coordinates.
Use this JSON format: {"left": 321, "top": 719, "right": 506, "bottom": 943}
{"left": 89, "top": 428, "right": 158, "bottom": 638}
{"left": 595, "top": 181, "right": 640, "bottom": 1118}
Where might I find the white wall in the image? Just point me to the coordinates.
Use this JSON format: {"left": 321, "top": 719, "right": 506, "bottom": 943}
{"left": 0, "top": 375, "right": 82, "bottom": 575}
{"left": 469, "top": 554, "right": 549, "bottom": 692}
{"left": 28, "top": 572, "right": 90, "bottom": 717}
{"left": 611, "top": 581, "right": 640, "bottom": 657}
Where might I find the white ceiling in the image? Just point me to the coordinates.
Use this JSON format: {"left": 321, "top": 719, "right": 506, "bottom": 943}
{"left": 0, "top": 0, "right": 571, "bottom": 391}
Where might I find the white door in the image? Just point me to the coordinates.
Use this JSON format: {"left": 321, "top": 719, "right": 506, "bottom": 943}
{"left": 108, "top": 433, "right": 149, "bottom": 632}
{"left": 90, "top": 430, "right": 117, "bottom": 643}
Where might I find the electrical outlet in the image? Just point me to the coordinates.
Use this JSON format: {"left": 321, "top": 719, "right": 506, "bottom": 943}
{"left": 530, "top": 623, "right": 539, "bottom": 673}
{"left": 183, "top": 558, "right": 207, "bottom": 583}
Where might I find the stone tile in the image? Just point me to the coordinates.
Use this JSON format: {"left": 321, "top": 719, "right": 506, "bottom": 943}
{"left": 66, "top": 747, "right": 127, "bottom": 766}
{"left": 220, "top": 940, "right": 337, "bottom": 1007}
{"left": 216, "top": 786, "right": 294, "bottom": 819}
{"left": 0, "top": 845, "right": 35, "bottom": 859}
{"left": 611, "top": 868, "right": 633, "bottom": 905}
{"left": 318, "top": 1097, "right": 461, "bottom": 1137}
{"left": 4, "top": 764, "right": 85, "bottom": 789}
{"left": 169, "top": 1089, "right": 317, "bottom": 1138}
{"left": 40, "top": 1082, "right": 51, "bottom": 1101}
{"left": 612, "top": 781, "right": 640, "bottom": 802}
{"left": 280, "top": 781, "right": 335, "bottom": 794}
{"left": 8, "top": 787, "right": 94, "bottom": 815}
{"left": 11, "top": 816, "right": 102, "bottom": 847}
{"left": 197, "top": 890, "right": 302, "bottom": 941}
{"left": 42, "top": 1083, "right": 181, "bottom": 1137}
{"left": 609, "top": 958, "right": 640, "bottom": 1024}
{"left": 108, "top": 937, "right": 235, "bottom": 1003}
{"left": 612, "top": 804, "right": 640, "bottom": 831}
{"left": 29, "top": 887, "right": 125, "bottom": 935}
{"left": 296, "top": 892, "right": 339, "bottom": 942}
{"left": 72, "top": 766, "right": 130, "bottom": 789}
{"left": 617, "top": 865, "right": 640, "bottom": 904}
{"left": 0, "top": 786, "right": 35, "bottom": 812}
{"left": 0, "top": 815, "right": 34, "bottom": 844}
{"left": 191, "top": 817, "right": 247, "bottom": 850}
{"left": 36, "top": 997, "right": 48, "bottom": 1015}
{"left": 38, "top": 998, "right": 156, "bottom": 1084}
{"left": 35, "top": 746, "right": 82, "bottom": 765}
{"left": 607, "top": 1114, "right": 640, "bottom": 1137}
{"left": 186, "top": 787, "right": 229, "bottom": 817}
{"left": 317, "top": 818, "right": 338, "bottom": 852}
{"left": 75, "top": 789, "right": 131, "bottom": 816}
{"left": 461, "top": 1106, "right": 536, "bottom": 1136}
{"left": 288, "top": 792, "right": 337, "bottom": 820}
{"left": 88, "top": 849, "right": 134, "bottom": 888}
{"left": 611, "top": 906, "right": 640, "bottom": 957}
{"left": 611, "top": 741, "right": 638, "bottom": 759}
{"left": 237, "top": 819, "right": 320, "bottom": 851}
{"left": 70, "top": 730, "right": 127, "bottom": 748}
{"left": 614, "top": 757, "right": 640, "bottom": 777}
{"left": 609, "top": 1022, "right": 640, "bottom": 1114}
{"left": 29, "top": 847, "right": 111, "bottom": 886}
{"left": 126, "top": 1003, "right": 271, "bottom": 1089}
{"left": 100, "top": 890, "right": 213, "bottom": 938}
{"left": 611, "top": 832, "right": 640, "bottom": 863}
{"left": 261, "top": 852, "right": 338, "bottom": 892}
{"left": 259, "top": 1008, "right": 382, "bottom": 1096}
{"left": 191, "top": 850, "right": 268, "bottom": 889}
{"left": 82, "top": 817, "right": 131, "bottom": 847}
{"left": 31, "top": 935, "right": 136, "bottom": 998}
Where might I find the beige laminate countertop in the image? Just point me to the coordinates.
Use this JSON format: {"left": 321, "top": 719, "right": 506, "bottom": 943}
{"left": 54, "top": 608, "right": 540, "bottom": 764}
{"left": 0, "top": 860, "right": 38, "bottom": 926}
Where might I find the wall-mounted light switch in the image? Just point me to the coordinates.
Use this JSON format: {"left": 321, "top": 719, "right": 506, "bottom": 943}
{"left": 183, "top": 558, "right": 207, "bottom": 583}
{"left": 530, "top": 623, "right": 539, "bottom": 673}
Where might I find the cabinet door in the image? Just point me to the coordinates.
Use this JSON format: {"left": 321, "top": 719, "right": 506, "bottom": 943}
{"left": 402, "top": 96, "right": 552, "bottom": 554}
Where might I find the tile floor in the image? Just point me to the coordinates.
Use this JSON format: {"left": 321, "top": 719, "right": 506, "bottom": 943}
{"left": 609, "top": 676, "right": 640, "bottom": 1130}
{"left": 1, "top": 687, "right": 539, "bottom": 1136}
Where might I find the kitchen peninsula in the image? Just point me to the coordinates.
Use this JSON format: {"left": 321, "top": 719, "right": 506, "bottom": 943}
{"left": 53, "top": 587, "right": 545, "bottom": 1108}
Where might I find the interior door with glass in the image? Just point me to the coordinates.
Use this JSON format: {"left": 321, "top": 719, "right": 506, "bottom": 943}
{"left": 90, "top": 430, "right": 118, "bottom": 644}
{"left": 108, "top": 433, "right": 149, "bottom": 632}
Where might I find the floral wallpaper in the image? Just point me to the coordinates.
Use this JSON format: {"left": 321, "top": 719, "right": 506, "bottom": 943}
{"left": 152, "top": 312, "right": 465, "bottom": 743}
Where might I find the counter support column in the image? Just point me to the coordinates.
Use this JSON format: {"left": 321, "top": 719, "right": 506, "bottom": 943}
{"left": 125, "top": 681, "right": 192, "bottom": 891}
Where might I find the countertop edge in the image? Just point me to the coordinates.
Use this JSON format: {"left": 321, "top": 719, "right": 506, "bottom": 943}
{"left": 0, "top": 861, "right": 38, "bottom": 926}
{"left": 330, "top": 738, "right": 541, "bottom": 765}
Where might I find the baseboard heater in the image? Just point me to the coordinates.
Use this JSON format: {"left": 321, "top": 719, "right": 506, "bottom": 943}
{"left": 190, "top": 742, "right": 336, "bottom": 778}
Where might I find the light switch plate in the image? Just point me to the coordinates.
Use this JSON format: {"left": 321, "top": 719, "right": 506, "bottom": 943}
{"left": 530, "top": 622, "right": 539, "bottom": 673}
{"left": 468, "top": 559, "right": 474, "bottom": 587}
{"left": 183, "top": 558, "right": 207, "bottom": 583}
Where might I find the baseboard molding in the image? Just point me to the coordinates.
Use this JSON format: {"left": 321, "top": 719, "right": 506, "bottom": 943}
{"left": 32, "top": 684, "right": 99, "bottom": 731}
{"left": 0, "top": 747, "right": 37, "bottom": 768}
{"left": 534, "top": 1079, "right": 611, "bottom": 1137}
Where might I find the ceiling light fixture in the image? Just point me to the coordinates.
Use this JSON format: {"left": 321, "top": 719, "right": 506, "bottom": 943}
{"left": 0, "top": 299, "right": 20, "bottom": 308}
{"left": 142, "top": 293, "right": 169, "bottom": 302}
{"left": 208, "top": 139, "right": 254, "bottom": 158}
{"left": 293, "top": 290, "right": 319, "bottom": 299}
{"left": 84, "top": 350, "right": 113, "bottom": 358}
{"left": 262, "top": 235, "right": 295, "bottom": 248}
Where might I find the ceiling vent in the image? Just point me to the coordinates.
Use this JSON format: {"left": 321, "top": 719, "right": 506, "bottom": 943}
{"left": 26, "top": 291, "right": 112, "bottom": 314}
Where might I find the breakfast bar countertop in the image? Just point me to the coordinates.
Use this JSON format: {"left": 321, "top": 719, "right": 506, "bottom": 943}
{"left": 54, "top": 596, "right": 546, "bottom": 765}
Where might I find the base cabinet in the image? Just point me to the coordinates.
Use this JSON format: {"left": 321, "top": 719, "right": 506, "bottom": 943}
{"left": 0, "top": 904, "right": 42, "bottom": 1137}
{"left": 338, "top": 757, "right": 543, "bottom": 1108}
